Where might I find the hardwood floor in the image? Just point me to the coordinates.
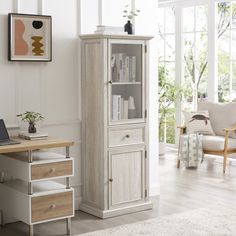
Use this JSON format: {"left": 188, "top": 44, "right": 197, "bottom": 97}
{"left": 1, "top": 148, "right": 236, "bottom": 236}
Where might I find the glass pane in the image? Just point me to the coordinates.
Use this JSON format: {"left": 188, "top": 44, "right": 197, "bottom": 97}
{"left": 217, "top": 2, "right": 230, "bottom": 38}
{"left": 196, "top": 5, "right": 208, "bottom": 32}
{"left": 184, "top": 33, "right": 194, "bottom": 63}
{"left": 196, "top": 61, "right": 208, "bottom": 99}
{"left": 157, "top": 35, "right": 164, "bottom": 61}
{"left": 111, "top": 43, "right": 143, "bottom": 121}
{"left": 232, "top": 62, "right": 236, "bottom": 91}
{"left": 157, "top": 7, "right": 164, "bottom": 34}
{"left": 232, "top": 30, "right": 236, "bottom": 60}
{"left": 183, "top": 7, "right": 194, "bottom": 32}
{"left": 165, "top": 7, "right": 175, "bottom": 33}
{"left": 183, "top": 63, "right": 194, "bottom": 111}
{"left": 218, "top": 59, "right": 230, "bottom": 102}
{"left": 165, "top": 35, "right": 175, "bottom": 62}
{"left": 165, "top": 62, "right": 175, "bottom": 83}
{"left": 218, "top": 30, "right": 230, "bottom": 57}
{"left": 196, "top": 32, "right": 207, "bottom": 62}
{"left": 232, "top": 2, "right": 236, "bottom": 28}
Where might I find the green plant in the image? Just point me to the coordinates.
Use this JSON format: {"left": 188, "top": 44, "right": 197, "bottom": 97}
{"left": 158, "top": 65, "right": 185, "bottom": 142}
{"left": 17, "top": 111, "right": 44, "bottom": 124}
{"left": 123, "top": 4, "right": 140, "bottom": 20}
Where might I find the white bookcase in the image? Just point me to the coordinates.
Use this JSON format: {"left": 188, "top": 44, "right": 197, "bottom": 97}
{"left": 80, "top": 34, "right": 153, "bottom": 218}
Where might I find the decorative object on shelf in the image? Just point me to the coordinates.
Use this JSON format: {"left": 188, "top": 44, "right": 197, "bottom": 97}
{"left": 17, "top": 111, "right": 44, "bottom": 133}
{"left": 122, "top": 4, "right": 140, "bottom": 35}
{"left": 124, "top": 20, "right": 133, "bottom": 35}
{"left": 128, "top": 96, "right": 136, "bottom": 119}
{"left": 8, "top": 13, "right": 52, "bottom": 61}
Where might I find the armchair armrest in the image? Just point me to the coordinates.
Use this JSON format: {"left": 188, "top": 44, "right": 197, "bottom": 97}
{"left": 177, "top": 126, "right": 186, "bottom": 134}
{"left": 223, "top": 125, "right": 236, "bottom": 132}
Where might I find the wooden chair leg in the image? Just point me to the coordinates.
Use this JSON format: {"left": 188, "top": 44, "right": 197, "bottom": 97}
{"left": 223, "top": 152, "right": 227, "bottom": 174}
{"left": 177, "top": 159, "right": 180, "bottom": 168}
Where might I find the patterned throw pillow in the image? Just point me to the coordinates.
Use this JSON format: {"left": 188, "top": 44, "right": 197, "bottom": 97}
{"left": 183, "top": 111, "right": 215, "bottom": 135}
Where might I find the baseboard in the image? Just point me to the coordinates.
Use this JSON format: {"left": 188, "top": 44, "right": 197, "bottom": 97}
{"left": 80, "top": 201, "right": 153, "bottom": 219}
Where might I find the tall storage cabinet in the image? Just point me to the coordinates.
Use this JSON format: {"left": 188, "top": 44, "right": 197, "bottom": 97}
{"left": 80, "top": 34, "right": 153, "bottom": 218}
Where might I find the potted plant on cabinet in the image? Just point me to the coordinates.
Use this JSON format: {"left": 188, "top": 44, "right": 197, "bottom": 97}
{"left": 158, "top": 66, "right": 185, "bottom": 155}
{"left": 17, "top": 111, "right": 44, "bottom": 133}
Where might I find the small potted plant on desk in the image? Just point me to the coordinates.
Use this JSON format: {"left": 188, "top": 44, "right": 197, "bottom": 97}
{"left": 17, "top": 111, "right": 44, "bottom": 133}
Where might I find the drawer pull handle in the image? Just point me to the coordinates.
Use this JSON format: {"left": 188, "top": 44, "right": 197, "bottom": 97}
{"left": 49, "top": 168, "right": 56, "bottom": 173}
{"left": 109, "top": 178, "right": 113, "bottom": 182}
{"left": 108, "top": 80, "right": 113, "bottom": 84}
{"left": 50, "top": 204, "right": 56, "bottom": 209}
{"left": 125, "top": 134, "right": 130, "bottom": 138}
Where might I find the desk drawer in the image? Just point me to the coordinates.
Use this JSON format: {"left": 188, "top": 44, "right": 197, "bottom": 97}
{"left": 31, "top": 191, "right": 73, "bottom": 223}
{"left": 109, "top": 127, "right": 145, "bottom": 147}
{"left": 31, "top": 160, "right": 73, "bottom": 181}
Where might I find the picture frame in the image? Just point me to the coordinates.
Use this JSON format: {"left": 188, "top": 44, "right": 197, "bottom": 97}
{"left": 8, "top": 13, "right": 52, "bottom": 62}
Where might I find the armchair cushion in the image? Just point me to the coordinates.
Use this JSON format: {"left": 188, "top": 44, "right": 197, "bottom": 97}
{"left": 183, "top": 110, "right": 215, "bottom": 135}
{"left": 198, "top": 101, "right": 236, "bottom": 138}
{"left": 202, "top": 135, "right": 236, "bottom": 151}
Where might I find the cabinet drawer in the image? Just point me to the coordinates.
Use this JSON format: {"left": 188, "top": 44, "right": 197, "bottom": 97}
{"left": 109, "top": 127, "right": 145, "bottom": 147}
{"left": 31, "top": 160, "right": 73, "bottom": 181}
{"left": 31, "top": 191, "right": 73, "bottom": 223}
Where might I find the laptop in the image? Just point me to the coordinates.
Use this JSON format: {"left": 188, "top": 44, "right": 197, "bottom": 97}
{"left": 0, "top": 119, "right": 21, "bottom": 146}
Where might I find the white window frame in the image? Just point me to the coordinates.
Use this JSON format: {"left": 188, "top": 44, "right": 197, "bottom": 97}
{"left": 158, "top": 0, "right": 218, "bottom": 145}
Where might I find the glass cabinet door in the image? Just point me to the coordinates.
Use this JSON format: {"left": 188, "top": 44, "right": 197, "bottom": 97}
{"left": 109, "top": 40, "right": 145, "bottom": 124}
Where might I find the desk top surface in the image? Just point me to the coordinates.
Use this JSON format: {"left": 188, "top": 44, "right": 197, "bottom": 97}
{"left": 0, "top": 138, "right": 74, "bottom": 154}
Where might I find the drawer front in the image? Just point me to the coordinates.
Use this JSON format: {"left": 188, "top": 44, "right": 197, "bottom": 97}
{"left": 109, "top": 127, "right": 145, "bottom": 147}
{"left": 31, "top": 160, "right": 73, "bottom": 180}
{"left": 31, "top": 191, "right": 73, "bottom": 223}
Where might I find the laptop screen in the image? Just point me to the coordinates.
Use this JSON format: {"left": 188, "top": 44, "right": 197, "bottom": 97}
{"left": 0, "top": 119, "right": 10, "bottom": 141}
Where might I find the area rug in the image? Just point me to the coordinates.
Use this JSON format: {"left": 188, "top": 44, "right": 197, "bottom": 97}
{"left": 79, "top": 205, "right": 236, "bottom": 236}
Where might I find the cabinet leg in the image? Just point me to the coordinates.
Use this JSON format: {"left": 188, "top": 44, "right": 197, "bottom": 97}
{"left": 29, "top": 225, "right": 34, "bottom": 236}
{"left": 66, "top": 218, "right": 71, "bottom": 235}
{"left": 0, "top": 210, "right": 4, "bottom": 227}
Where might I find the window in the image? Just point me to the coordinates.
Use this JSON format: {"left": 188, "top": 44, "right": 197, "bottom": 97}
{"left": 182, "top": 5, "right": 208, "bottom": 111}
{"left": 158, "top": 7, "right": 176, "bottom": 144}
{"left": 217, "top": 2, "right": 236, "bottom": 102}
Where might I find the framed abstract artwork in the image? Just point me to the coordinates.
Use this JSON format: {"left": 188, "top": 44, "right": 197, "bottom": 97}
{"left": 8, "top": 13, "right": 52, "bottom": 62}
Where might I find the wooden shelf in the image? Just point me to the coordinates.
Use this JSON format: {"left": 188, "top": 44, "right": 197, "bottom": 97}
{"left": 112, "top": 82, "right": 141, "bottom": 85}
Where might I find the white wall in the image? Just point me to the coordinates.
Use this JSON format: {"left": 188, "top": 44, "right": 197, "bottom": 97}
{"left": 82, "top": 0, "right": 160, "bottom": 196}
{"left": 0, "top": 0, "right": 81, "bottom": 209}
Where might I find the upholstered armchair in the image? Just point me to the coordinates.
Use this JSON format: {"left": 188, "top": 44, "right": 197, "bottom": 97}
{"left": 177, "top": 101, "right": 236, "bottom": 173}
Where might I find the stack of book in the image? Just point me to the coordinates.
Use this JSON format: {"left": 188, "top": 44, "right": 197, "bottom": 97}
{"left": 18, "top": 131, "right": 48, "bottom": 140}
{"left": 112, "top": 95, "right": 129, "bottom": 120}
{"left": 111, "top": 53, "right": 136, "bottom": 82}
{"left": 94, "top": 25, "right": 127, "bottom": 35}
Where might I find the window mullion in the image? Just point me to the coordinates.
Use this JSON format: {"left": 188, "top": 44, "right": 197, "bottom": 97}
{"left": 208, "top": 0, "right": 217, "bottom": 102}
{"left": 175, "top": 5, "right": 183, "bottom": 146}
{"left": 230, "top": 2, "right": 233, "bottom": 101}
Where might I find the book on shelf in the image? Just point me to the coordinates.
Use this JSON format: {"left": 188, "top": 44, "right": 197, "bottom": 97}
{"left": 130, "top": 56, "right": 136, "bottom": 82}
{"left": 111, "top": 53, "right": 136, "bottom": 83}
{"left": 112, "top": 95, "right": 129, "bottom": 120}
{"left": 18, "top": 131, "right": 48, "bottom": 140}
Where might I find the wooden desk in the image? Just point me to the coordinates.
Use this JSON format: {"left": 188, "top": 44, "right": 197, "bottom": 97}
{"left": 0, "top": 138, "right": 74, "bottom": 236}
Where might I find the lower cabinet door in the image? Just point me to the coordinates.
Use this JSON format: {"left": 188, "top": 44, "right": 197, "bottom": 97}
{"left": 108, "top": 147, "right": 145, "bottom": 209}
